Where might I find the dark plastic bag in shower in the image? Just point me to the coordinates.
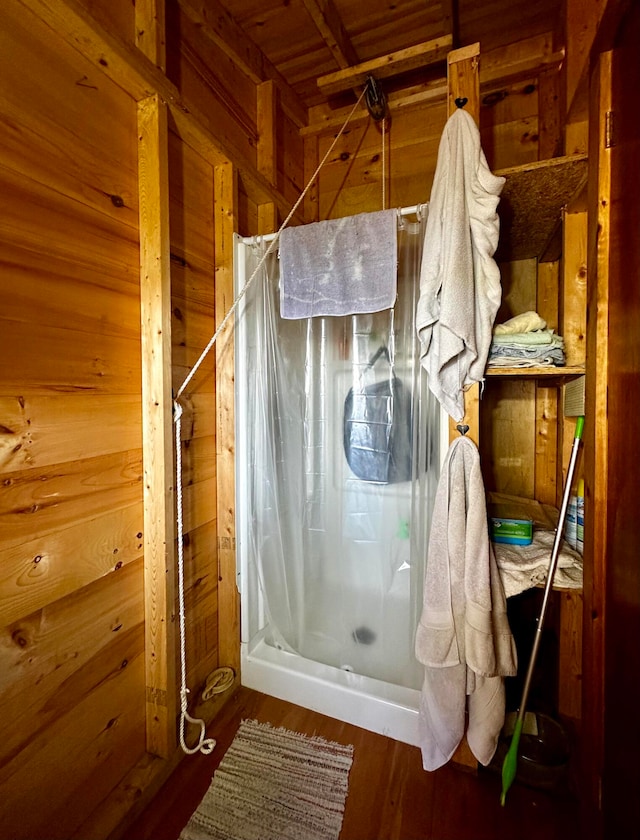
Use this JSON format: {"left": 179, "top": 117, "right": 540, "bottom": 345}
{"left": 343, "top": 346, "right": 413, "bottom": 484}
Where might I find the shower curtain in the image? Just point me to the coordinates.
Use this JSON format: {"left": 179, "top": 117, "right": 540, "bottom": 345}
{"left": 236, "top": 210, "right": 441, "bottom": 692}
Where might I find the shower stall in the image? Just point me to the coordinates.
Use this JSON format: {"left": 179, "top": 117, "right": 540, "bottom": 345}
{"left": 234, "top": 210, "right": 447, "bottom": 746}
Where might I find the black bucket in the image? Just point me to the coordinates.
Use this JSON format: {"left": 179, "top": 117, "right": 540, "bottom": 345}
{"left": 491, "top": 712, "right": 571, "bottom": 793}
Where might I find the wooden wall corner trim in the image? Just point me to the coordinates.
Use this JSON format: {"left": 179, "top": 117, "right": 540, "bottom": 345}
{"left": 213, "top": 161, "right": 241, "bottom": 675}
{"left": 135, "top": 0, "right": 166, "bottom": 72}
{"left": 138, "top": 93, "right": 177, "bottom": 759}
{"left": 582, "top": 46, "right": 613, "bottom": 817}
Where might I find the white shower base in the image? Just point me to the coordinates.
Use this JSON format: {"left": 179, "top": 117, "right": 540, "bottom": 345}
{"left": 240, "top": 633, "right": 421, "bottom": 747}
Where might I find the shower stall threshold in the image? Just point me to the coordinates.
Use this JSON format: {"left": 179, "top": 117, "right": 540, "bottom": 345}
{"left": 240, "top": 636, "right": 421, "bottom": 747}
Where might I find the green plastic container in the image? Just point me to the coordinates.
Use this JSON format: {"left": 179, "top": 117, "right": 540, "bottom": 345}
{"left": 490, "top": 516, "right": 533, "bottom": 546}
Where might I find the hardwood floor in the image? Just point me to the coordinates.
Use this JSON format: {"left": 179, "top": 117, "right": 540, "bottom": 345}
{"left": 121, "top": 687, "right": 580, "bottom": 840}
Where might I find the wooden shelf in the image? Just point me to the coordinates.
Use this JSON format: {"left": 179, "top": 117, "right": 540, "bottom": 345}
{"left": 488, "top": 494, "right": 583, "bottom": 594}
{"left": 485, "top": 365, "right": 585, "bottom": 378}
{"left": 494, "top": 154, "right": 588, "bottom": 263}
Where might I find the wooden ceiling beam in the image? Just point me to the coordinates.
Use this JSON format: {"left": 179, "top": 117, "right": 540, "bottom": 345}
{"left": 316, "top": 34, "right": 453, "bottom": 97}
{"left": 480, "top": 33, "right": 564, "bottom": 91}
{"left": 440, "top": 0, "right": 459, "bottom": 49}
{"left": 307, "top": 32, "right": 564, "bottom": 134}
{"left": 300, "top": 0, "right": 360, "bottom": 69}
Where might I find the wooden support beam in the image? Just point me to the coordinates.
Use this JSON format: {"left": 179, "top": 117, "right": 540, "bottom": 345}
{"left": 257, "top": 80, "right": 278, "bottom": 187}
{"left": 317, "top": 35, "right": 452, "bottom": 97}
{"left": 582, "top": 48, "right": 612, "bottom": 816}
{"left": 565, "top": 0, "right": 631, "bottom": 126}
{"left": 440, "top": 0, "right": 458, "bottom": 48}
{"left": 443, "top": 42, "right": 482, "bottom": 773}
{"left": 213, "top": 162, "right": 240, "bottom": 676}
{"left": 258, "top": 203, "right": 278, "bottom": 235}
{"left": 448, "top": 385, "right": 480, "bottom": 448}
{"left": 307, "top": 34, "right": 557, "bottom": 136}
{"left": 447, "top": 42, "right": 480, "bottom": 119}
{"left": 538, "top": 65, "right": 563, "bottom": 160}
{"left": 135, "top": 0, "right": 166, "bottom": 72}
{"left": 558, "top": 589, "right": 584, "bottom": 720}
{"left": 300, "top": 0, "right": 360, "bottom": 69}
{"left": 561, "top": 210, "right": 588, "bottom": 367}
{"left": 303, "top": 135, "right": 320, "bottom": 223}
{"left": 565, "top": 0, "right": 602, "bottom": 124}
{"left": 446, "top": 43, "right": 481, "bottom": 451}
{"left": 535, "top": 261, "right": 560, "bottom": 507}
{"left": 137, "top": 93, "right": 176, "bottom": 760}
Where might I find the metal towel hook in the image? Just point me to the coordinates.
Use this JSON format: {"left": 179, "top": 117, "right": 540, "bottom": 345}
{"left": 454, "top": 97, "right": 468, "bottom": 109}
{"left": 456, "top": 424, "right": 470, "bottom": 436}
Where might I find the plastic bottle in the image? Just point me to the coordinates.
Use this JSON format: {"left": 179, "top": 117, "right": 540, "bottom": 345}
{"left": 576, "top": 478, "right": 584, "bottom": 555}
{"left": 565, "top": 494, "right": 577, "bottom": 549}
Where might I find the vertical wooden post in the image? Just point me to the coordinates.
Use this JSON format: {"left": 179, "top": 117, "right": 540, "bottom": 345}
{"left": 257, "top": 80, "right": 277, "bottom": 185}
{"left": 214, "top": 161, "right": 240, "bottom": 676}
{"left": 137, "top": 93, "right": 176, "bottom": 759}
{"left": 582, "top": 48, "right": 612, "bottom": 822}
{"left": 135, "top": 0, "right": 166, "bottom": 72}
{"left": 445, "top": 44, "right": 481, "bottom": 772}
{"left": 538, "top": 67, "right": 563, "bottom": 160}
{"left": 257, "top": 81, "right": 279, "bottom": 236}
{"left": 535, "top": 260, "right": 560, "bottom": 506}
{"left": 446, "top": 43, "right": 481, "bottom": 448}
{"left": 447, "top": 42, "right": 480, "bottom": 120}
{"left": 303, "top": 135, "right": 320, "bottom": 223}
{"left": 258, "top": 204, "right": 278, "bottom": 236}
{"left": 557, "top": 590, "right": 583, "bottom": 719}
{"left": 558, "top": 207, "right": 587, "bottom": 519}
{"left": 561, "top": 210, "right": 588, "bottom": 369}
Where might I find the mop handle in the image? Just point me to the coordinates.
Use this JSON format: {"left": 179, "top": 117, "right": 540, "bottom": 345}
{"left": 515, "top": 416, "right": 585, "bottom": 724}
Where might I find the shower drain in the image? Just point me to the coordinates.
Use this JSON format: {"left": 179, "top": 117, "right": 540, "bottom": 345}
{"left": 352, "top": 625, "right": 376, "bottom": 645}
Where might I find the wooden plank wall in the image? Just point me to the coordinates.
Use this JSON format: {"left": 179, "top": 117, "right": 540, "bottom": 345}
{"left": 168, "top": 5, "right": 258, "bottom": 170}
{"left": 0, "top": 2, "right": 146, "bottom": 837}
{"left": 0, "top": 0, "right": 588, "bottom": 836}
{"left": 0, "top": 0, "right": 293, "bottom": 836}
{"left": 168, "top": 130, "right": 219, "bottom": 699}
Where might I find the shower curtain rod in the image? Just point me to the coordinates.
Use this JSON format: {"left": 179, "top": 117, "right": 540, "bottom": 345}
{"left": 239, "top": 203, "right": 427, "bottom": 245}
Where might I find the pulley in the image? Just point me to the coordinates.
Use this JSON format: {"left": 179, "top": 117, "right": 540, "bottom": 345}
{"left": 364, "top": 75, "right": 388, "bottom": 121}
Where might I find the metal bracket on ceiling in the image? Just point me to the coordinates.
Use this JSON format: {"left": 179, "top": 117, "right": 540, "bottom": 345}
{"left": 364, "top": 75, "right": 388, "bottom": 121}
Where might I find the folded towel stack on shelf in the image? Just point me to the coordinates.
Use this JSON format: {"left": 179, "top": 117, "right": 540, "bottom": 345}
{"left": 486, "top": 493, "right": 583, "bottom": 598}
{"left": 487, "top": 310, "right": 565, "bottom": 368}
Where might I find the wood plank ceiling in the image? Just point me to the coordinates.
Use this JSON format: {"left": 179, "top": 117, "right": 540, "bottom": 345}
{"left": 208, "top": 0, "right": 564, "bottom": 111}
